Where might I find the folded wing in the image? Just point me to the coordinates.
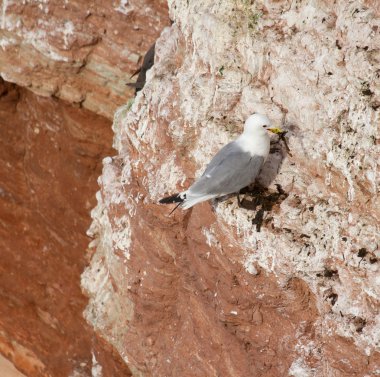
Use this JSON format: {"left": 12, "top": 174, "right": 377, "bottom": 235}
{"left": 187, "top": 141, "right": 265, "bottom": 198}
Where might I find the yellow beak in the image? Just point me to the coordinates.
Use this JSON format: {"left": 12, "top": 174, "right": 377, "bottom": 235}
{"left": 268, "top": 127, "right": 283, "bottom": 134}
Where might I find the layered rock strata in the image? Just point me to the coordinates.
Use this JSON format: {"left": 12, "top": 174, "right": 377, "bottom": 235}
{"left": 0, "top": 0, "right": 170, "bottom": 119}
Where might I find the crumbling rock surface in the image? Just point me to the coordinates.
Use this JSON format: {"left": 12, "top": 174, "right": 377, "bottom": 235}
{"left": 82, "top": 0, "right": 380, "bottom": 376}
{"left": 0, "top": 0, "right": 170, "bottom": 118}
{"left": 0, "top": 1, "right": 170, "bottom": 375}
{"left": 0, "top": 80, "right": 132, "bottom": 376}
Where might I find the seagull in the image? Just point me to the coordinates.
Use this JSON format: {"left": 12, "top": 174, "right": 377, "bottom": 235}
{"left": 159, "top": 114, "right": 282, "bottom": 211}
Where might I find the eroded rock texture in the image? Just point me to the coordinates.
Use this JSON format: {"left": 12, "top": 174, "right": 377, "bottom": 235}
{"left": 0, "top": 0, "right": 170, "bottom": 375}
{"left": 83, "top": 0, "right": 380, "bottom": 376}
{"left": 0, "top": 80, "right": 134, "bottom": 376}
{"left": 0, "top": 0, "right": 170, "bottom": 118}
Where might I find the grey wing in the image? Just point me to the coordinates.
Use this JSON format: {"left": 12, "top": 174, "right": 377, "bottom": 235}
{"left": 202, "top": 141, "right": 239, "bottom": 176}
{"left": 189, "top": 144, "right": 265, "bottom": 196}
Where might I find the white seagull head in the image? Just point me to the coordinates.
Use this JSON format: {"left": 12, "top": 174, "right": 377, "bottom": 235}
{"left": 244, "top": 113, "right": 282, "bottom": 135}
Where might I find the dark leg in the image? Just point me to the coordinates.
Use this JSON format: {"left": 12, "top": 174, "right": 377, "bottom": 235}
{"left": 169, "top": 201, "right": 182, "bottom": 215}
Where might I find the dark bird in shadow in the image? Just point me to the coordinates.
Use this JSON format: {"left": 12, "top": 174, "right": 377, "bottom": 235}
{"left": 127, "top": 43, "right": 155, "bottom": 94}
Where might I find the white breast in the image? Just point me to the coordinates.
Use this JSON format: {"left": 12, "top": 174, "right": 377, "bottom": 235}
{"left": 236, "top": 133, "right": 270, "bottom": 159}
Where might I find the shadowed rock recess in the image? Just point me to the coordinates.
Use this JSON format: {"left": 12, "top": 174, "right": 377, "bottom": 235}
{"left": 82, "top": 1, "right": 380, "bottom": 376}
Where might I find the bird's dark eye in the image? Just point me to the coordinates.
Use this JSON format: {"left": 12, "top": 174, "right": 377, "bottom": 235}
{"left": 263, "top": 125, "right": 268, "bottom": 128}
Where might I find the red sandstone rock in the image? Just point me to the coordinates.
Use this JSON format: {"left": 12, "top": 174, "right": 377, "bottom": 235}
{"left": 0, "top": 1, "right": 169, "bottom": 375}
{"left": 0, "top": 0, "right": 170, "bottom": 119}
{"left": 0, "top": 0, "right": 379, "bottom": 376}
{"left": 0, "top": 80, "right": 132, "bottom": 376}
{"left": 82, "top": 1, "right": 380, "bottom": 376}
{"left": 0, "top": 354, "right": 26, "bottom": 377}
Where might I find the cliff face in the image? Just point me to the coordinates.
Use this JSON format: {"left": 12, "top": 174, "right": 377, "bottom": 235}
{"left": 0, "top": 0, "right": 169, "bottom": 376}
{"left": 82, "top": 0, "right": 380, "bottom": 376}
{"left": 0, "top": 81, "right": 133, "bottom": 377}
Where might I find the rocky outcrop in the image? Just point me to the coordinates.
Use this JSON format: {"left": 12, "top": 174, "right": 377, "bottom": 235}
{"left": 83, "top": 0, "right": 380, "bottom": 376}
{"left": 0, "top": 0, "right": 170, "bottom": 119}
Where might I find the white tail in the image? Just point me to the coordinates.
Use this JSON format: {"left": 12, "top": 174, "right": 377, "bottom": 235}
{"left": 181, "top": 193, "right": 216, "bottom": 209}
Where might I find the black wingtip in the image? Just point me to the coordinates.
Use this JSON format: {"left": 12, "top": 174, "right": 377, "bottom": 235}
{"left": 159, "top": 193, "right": 184, "bottom": 204}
